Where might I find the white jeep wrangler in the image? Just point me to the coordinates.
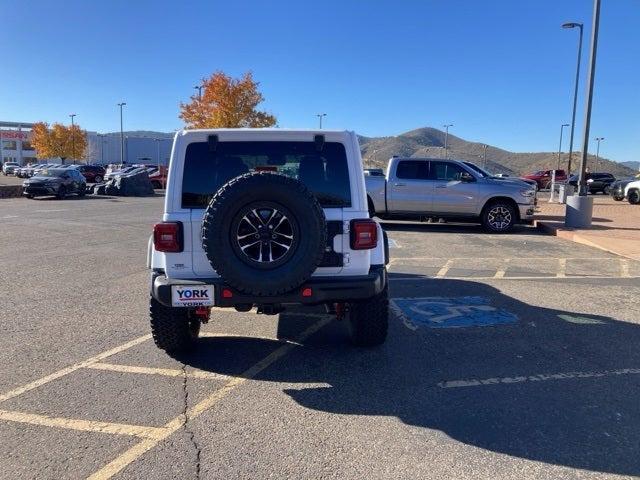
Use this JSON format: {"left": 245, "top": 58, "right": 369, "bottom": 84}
{"left": 147, "top": 129, "right": 389, "bottom": 352}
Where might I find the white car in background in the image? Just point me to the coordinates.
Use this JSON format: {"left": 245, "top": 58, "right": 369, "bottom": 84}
{"left": 624, "top": 180, "right": 640, "bottom": 205}
{"left": 2, "top": 162, "right": 20, "bottom": 175}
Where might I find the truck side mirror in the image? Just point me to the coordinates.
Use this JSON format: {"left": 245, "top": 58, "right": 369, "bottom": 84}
{"left": 460, "top": 172, "right": 475, "bottom": 183}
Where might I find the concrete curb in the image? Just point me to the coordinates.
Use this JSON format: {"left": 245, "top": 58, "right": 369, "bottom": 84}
{"left": 535, "top": 220, "right": 640, "bottom": 262}
{"left": 0, "top": 185, "right": 23, "bottom": 199}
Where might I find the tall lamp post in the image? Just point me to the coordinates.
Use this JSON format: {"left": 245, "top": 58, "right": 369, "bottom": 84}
{"left": 316, "top": 113, "right": 327, "bottom": 129}
{"left": 557, "top": 123, "right": 570, "bottom": 171}
{"left": 443, "top": 124, "right": 453, "bottom": 158}
{"left": 194, "top": 85, "right": 203, "bottom": 99}
{"left": 562, "top": 21, "right": 584, "bottom": 178}
{"left": 117, "top": 103, "right": 126, "bottom": 165}
{"left": 69, "top": 114, "right": 77, "bottom": 164}
{"left": 594, "top": 136, "right": 604, "bottom": 172}
{"left": 565, "top": 0, "right": 601, "bottom": 228}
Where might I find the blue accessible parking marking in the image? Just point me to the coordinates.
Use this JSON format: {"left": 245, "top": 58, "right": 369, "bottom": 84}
{"left": 391, "top": 296, "right": 518, "bottom": 330}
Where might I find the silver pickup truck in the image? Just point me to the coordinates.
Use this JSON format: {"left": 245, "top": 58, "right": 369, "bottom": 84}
{"left": 365, "top": 157, "right": 536, "bottom": 232}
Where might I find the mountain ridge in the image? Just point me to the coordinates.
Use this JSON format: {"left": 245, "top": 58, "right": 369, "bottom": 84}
{"left": 359, "top": 127, "right": 636, "bottom": 178}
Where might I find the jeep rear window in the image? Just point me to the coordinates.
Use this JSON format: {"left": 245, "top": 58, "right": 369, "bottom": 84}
{"left": 181, "top": 141, "right": 352, "bottom": 209}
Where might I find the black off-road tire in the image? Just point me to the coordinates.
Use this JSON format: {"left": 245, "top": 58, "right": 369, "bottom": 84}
{"left": 202, "top": 172, "right": 326, "bottom": 296}
{"left": 629, "top": 189, "right": 640, "bottom": 205}
{"left": 348, "top": 285, "right": 389, "bottom": 347}
{"left": 149, "top": 297, "right": 200, "bottom": 352}
{"left": 481, "top": 200, "right": 517, "bottom": 233}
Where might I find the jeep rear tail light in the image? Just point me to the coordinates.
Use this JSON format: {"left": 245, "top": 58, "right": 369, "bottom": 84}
{"left": 153, "top": 222, "right": 183, "bottom": 252}
{"left": 350, "top": 219, "right": 378, "bottom": 250}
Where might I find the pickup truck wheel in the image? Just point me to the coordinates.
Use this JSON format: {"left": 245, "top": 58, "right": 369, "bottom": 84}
{"left": 629, "top": 189, "right": 640, "bottom": 205}
{"left": 482, "top": 201, "right": 516, "bottom": 233}
{"left": 348, "top": 285, "right": 389, "bottom": 347}
{"left": 149, "top": 297, "right": 200, "bottom": 352}
{"left": 202, "top": 172, "right": 326, "bottom": 296}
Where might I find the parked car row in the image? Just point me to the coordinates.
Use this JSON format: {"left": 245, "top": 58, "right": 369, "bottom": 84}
{"left": 104, "top": 163, "right": 167, "bottom": 188}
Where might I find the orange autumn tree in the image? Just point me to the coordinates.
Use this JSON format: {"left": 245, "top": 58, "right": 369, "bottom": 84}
{"left": 31, "top": 122, "right": 87, "bottom": 161}
{"left": 179, "top": 71, "right": 277, "bottom": 128}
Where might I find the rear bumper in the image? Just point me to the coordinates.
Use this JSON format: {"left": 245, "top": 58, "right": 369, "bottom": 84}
{"left": 151, "top": 265, "right": 387, "bottom": 308}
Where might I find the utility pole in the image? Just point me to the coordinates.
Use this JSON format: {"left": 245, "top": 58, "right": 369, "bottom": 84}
{"left": 557, "top": 123, "right": 570, "bottom": 171}
{"left": 155, "top": 139, "right": 161, "bottom": 169}
{"left": 594, "top": 136, "right": 604, "bottom": 172}
{"left": 482, "top": 144, "right": 488, "bottom": 169}
{"left": 316, "top": 113, "right": 327, "bottom": 129}
{"left": 117, "top": 102, "right": 126, "bottom": 165}
{"left": 443, "top": 124, "right": 453, "bottom": 159}
{"left": 69, "top": 114, "right": 77, "bottom": 164}
{"left": 566, "top": 0, "right": 600, "bottom": 228}
{"left": 562, "top": 21, "right": 584, "bottom": 177}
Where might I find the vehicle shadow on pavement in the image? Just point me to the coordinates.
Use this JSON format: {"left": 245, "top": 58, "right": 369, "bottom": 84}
{"left": 177, "top": 278, "right": 640, "bottom": 477}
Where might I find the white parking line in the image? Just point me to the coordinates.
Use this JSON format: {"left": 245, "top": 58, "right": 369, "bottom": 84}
{"left": 436, "top": 259, "right": 454, "bottom": 278}
{"left": 620, "top": 259, "right": 631, "bottom": 278}
{"left": 493, "top": 259, "right": 510, "bottom": 278}
{"left": 438, "top": 367, "right": 640, "bottom": 388}
{"left": 556, "top": 258, "right": 567, "bottom": 278}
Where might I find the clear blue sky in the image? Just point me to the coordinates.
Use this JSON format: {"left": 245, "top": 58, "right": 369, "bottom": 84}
{"left": 1, "top": 0, "right": 638, "bottom": 163}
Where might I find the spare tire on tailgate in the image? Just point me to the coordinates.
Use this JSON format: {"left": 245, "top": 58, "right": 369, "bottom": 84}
{"left": 202, "top": 172, "right": 327, "bottom": 296}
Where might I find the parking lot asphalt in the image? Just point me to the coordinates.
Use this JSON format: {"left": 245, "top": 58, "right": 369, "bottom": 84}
{"left": 1, "top": 195, "right": 640, "bottom": 479}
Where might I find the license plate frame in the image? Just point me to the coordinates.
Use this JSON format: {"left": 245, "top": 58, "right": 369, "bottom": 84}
{"left": 171, "top": 285, "right": 215, "bottom": 307}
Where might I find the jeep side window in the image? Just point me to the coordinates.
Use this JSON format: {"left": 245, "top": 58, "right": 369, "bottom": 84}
{"left": 181, "top": 141, "right": 351, "bottom": 209}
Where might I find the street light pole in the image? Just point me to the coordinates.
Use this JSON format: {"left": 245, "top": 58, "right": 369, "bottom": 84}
{"left": 577, "top": 0, "right": 601, "bottom": 197}
{"left": 482, "top": 144, "right": 488, "bottom": 168}
{"left": 194, "top": 85, "right": 203, "bottom": 99}
{"left": 562, "top": 21, "right": 584, "bottom": 177}
{"left": 117, "top": 103, "right": 126, "bottom": 165}
{"left": 565, "top": 0, "right": 601, "bottom": 228}
{"left": 69, "top": 114, "right": 77, "bottom": 164}
{"left": 594, "top": 136, "right": 604, "bottom": 172}
{"left": 443, "top": 124, "right": 453, "bottom": 159}
{"left": 316, "top": 113, "right": 327, "bottom": 129}
{"left": 557, "top": 123, "right": 570, "bottom": 171}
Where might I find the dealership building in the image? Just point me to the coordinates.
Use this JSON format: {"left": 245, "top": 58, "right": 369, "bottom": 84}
{"left": 1, "top": 120, "right": 173, "bottom": 166}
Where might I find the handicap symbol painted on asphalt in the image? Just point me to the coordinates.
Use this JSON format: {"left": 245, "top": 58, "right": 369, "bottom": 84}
{"left": 391, "top": 296, "right": 518, "bottom": 329}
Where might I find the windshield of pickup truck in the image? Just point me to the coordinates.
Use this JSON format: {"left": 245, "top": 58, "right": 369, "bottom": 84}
{"left": 181, "top": 141, "right": 352, "bottom": 209}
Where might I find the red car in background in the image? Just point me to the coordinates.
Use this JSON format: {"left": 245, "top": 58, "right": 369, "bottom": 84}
{"left": 522, "top": 169, "right": 567, "bottom": 190}
{"left": 74, "top": 164, "right": 106, "bottom": 183}
{"left": 148, "top": 166, "right": 168, "bottom": 189}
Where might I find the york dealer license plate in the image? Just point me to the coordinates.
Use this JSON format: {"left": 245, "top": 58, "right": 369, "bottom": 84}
{"left": 171, "top": 285, "right": 215, "bottom": 307}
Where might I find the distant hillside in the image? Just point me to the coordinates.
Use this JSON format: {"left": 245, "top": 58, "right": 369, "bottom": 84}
{"left": 359, "top": 127, "right": 636, "bottom": 178}
{"left": 622, "top": 161, "right": 640, "bottom": 171}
